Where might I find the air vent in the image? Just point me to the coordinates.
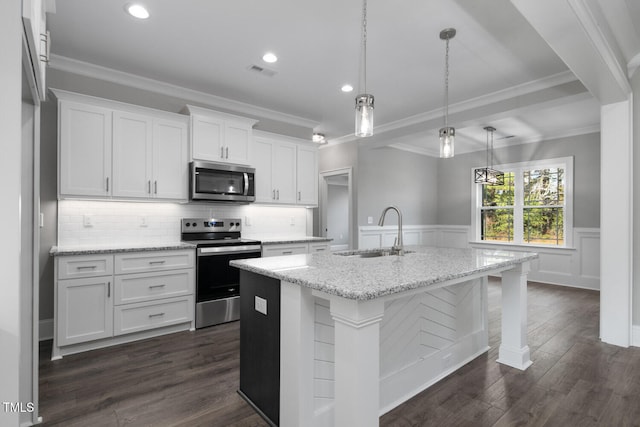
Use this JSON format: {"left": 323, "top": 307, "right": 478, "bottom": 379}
{"left": 247, "top": 64, "right": 277, "bottom": 77}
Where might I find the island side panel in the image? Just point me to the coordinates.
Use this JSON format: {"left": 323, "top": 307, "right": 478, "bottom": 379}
{"left": 497, "top": 261, "right": 533, "bottom": 370}
{"left": 239, "top": 270, "right": 281, "bottom": 426}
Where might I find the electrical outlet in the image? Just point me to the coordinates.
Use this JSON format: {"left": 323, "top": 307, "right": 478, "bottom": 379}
{"left": 140, "top": 216, "right": 148, "bottom": 227}
{"left": 255, "top": 296, "right": 267, "bottom": 315}
{"left": 367, "top": 216, "right": 373, "bottom": 225}
{"left": 290, "top": 217, "right": 295, "bottom": 225}
{"left": 245, "top": 216, "right": 251, "bottom": 226}
{"left": 83, "top": 215, "right": 93, "bottom": 227}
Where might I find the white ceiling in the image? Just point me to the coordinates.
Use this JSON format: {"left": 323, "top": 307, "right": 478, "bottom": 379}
{"left": 47, "top": 0, "right": 640, "bottom": 156}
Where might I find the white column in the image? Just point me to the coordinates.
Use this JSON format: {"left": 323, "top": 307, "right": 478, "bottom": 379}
{"left": 0, "top": 1, "right": 23, "bottom": 426}
{"left": 329, "top": 296, "right": 385, "bottom": 427}
{"left": 279, "top": 282, "right": 315, "bottom": 427}
{"left": 497, "top": 262, "right": 532, "bottom": 370}
{"left": 600, "top": 100, "right": 633, "bottom": 347}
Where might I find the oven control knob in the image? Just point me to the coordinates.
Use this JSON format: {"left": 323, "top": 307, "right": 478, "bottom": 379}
{"left": 235, "top": 222, "right": 240, "bottom": 226}
{"left": 192, "top": 222, "right": 197, "bottom": 227}
{"left": 185, "top": 222, "right": 190, "bottom": 227}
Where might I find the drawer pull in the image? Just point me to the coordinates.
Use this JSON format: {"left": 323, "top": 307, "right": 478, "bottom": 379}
{"left": 148, "top": 313, "right": 165, "bottom": 318}
{"left": 148, "top": 284, "right": 166, "bottom": 289}
{"left": 149, "top": 260, "right": 166, "bottom": 265}
{"left": 283, "top": 251, "right": 293, "bottom": 255}
{"left": 76, "top": 265, "right": 97, "bottom": 270}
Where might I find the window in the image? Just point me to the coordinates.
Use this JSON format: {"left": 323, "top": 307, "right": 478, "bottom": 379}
{"left": 474, "top": 157, "right": 573, "bottom": 247}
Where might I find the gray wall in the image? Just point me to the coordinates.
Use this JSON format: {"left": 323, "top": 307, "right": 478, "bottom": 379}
{"left": 436, "top": 133, "right": 601, "bottom": 228}
{"left": 358, "top": 146, "right": 438, "bottom": 226}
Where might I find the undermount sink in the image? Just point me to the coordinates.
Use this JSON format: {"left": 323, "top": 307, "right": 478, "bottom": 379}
{"left": 335, "top": 249, "right": 413, "bottom": 258}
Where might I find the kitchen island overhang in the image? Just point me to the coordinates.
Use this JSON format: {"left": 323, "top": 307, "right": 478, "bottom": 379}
{"left": 231, "top": 246, "right": 538, "bottom": 427}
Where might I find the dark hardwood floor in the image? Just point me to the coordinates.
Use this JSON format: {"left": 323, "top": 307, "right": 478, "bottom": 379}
{"left": 39, "top": 280, "right": 640, "bottom": 426}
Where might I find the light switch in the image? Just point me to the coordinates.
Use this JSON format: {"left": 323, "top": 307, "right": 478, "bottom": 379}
{"left": 367, "top": 216, "right": 373, "bottom": 224}
{"left": 255, "top": 296, "right": 267, "bottom": 315}
{"left": 83, "top": 215, "right": 93, "bottom": 227}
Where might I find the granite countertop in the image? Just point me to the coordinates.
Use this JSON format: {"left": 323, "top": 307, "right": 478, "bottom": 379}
{"left": 50, "top": 242, "right": 196, "bottom": 256}
{"left": 230, "top": 246, "right": 538, "bottom": 301}
{"left": 258, "top": 236, "right": 333, "bottom": 245}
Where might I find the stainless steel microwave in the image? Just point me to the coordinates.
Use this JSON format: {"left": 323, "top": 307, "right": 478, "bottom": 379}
{"left": 190, "top": 161, "right": 255, "bottom": 202}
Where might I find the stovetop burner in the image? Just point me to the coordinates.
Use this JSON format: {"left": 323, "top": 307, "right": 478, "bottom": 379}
{"left": 180, "top": 218, "right": 260, "bottom": 247}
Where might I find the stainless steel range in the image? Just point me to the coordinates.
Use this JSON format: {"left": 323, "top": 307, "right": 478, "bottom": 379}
{"left": 181, "top": 218, "right": 261, "bottom": 328}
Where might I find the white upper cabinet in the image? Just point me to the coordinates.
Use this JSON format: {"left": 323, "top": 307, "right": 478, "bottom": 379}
{"left": 112, "top": 111, "right": 153, "bottom": 198}
{"left": 59, "top": 100, "right": 112, "bottom": 198}
{"left": 22, "top": 0, "right": 51, "bottom": 101}
{"left": 55, "top": 90, "right": 189, "bottom": 202}
{"left": 296, "top": 145, "right": 318, "bottom": 205}
{"left": 252, "top": 132, "right": 318, "bottom": 206}
{"left": 185, "top": 105, "right": 257, "bottom": 165}
{"left": 153, "top": 119, "right": 188, "bottom": 200}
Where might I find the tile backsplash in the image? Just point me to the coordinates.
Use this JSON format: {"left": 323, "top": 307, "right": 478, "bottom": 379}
{"left": 57, "top": 200, "right": 312, "bottom": 247}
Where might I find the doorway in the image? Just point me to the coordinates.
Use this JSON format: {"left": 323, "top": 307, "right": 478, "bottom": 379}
{"left": 319, "top": 168, "right": 354, "bottom": 251}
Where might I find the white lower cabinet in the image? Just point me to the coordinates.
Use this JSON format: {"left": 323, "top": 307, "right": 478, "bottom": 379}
{"left": 262, "top": 241, "right": 331, "bottom": 257}
{"left": 57, "top": 276, "right": 113, "bottom": 347}
{"left": 54, "top": 249, "right": 195, "bottom": 358}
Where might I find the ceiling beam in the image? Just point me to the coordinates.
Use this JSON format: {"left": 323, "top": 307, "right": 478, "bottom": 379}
{"left": 510, "top": 0, "right": 631, "bottom": 104}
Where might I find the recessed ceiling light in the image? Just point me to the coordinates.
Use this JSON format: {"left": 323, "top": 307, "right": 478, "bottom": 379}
{"left": 126, "top": 4, "right": 150, "bottom": 19}
{"left": 312, "top": 133, "right": 327, "bottom": 144}
{"left": 262, "top": 52, "right": 278, "bottom": 63}
{"left": 341, "top": 84, "right": 354, "bottom": 93}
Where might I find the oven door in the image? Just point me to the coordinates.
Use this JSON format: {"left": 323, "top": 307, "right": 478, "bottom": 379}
{"left": 196, "top": 245, "right": 261, "bottom": 302}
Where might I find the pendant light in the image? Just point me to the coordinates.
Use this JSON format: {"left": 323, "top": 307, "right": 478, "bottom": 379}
{"left": 439, "top": 28, "right": 456, "bottom": 158}
{"left": 355, "top": 0, "right": 374, "bottom": 137}
{"left": 474, "top": 126, "right": 504, "bottom": 185}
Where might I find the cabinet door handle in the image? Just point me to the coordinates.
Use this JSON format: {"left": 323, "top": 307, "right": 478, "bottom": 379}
{"left": 225, "top": 147, "right": 229, "bottom": 159}
{"left": 276, "top": 189, "right": 280, "bottom": 200}
{"left": 298, "top": 191, "right": 301, "bottom": 201}
{"left": 148, "top": 284, "right": 166, "bottom": 289}
{"left": 107, "top": 281, "right": 111, "bottom": 298}
{"left": 106, "top": 177, "right": 110, "bottom": 192}
{"left": 76, "top": 265, "right": 97, "bottom": 270}
{"left": 220, "top": 146, "right": 224, "bottom": 158}
{"left": 272, "top": 189, "right": 276, "bottom": 200}
{"left": 154, "top": 181, "right": 158, "bottom": 194}
{"left": 149, "top": 260, "right": 166, "bottom": 265}
{"left": 148, "top": 313, "right": 165, "bottom": 318}
{"left": 148, "top": 180, "right": 151, "bottom": 194}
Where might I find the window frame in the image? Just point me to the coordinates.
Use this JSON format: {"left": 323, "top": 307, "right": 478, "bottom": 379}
{"left": 471, "top": 156, "right": 574, "bottom": 248}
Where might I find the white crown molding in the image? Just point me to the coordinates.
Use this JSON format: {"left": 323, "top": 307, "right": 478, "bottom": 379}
{"left": 629, "top": 52, "right": 640, "bottom": 79}
{"left": 330, "top": 71, "right": 579, "bottom": 146}
{"left": 49, "top": 54, "right": 319, "bottom": 129}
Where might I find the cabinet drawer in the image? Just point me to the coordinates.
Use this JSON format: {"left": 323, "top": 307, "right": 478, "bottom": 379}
{"left": 262, "top": 243, "right": 308, "bottom": 257}
{"left": 113, "top": 296, "right": 193, "bottom": 336}
{"left": 309, "top": 242, "right": 330, "bottom": 253}
{"left": 57, "top": 254, "right": 114, "bottom": 279}
{"left": 115, "top": 250, "right": 195, "bottom": 274}
{"left": 114, "top": 269, "right": 193, "bottom": 305}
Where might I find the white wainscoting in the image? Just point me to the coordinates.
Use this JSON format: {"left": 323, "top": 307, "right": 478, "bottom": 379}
{"left": 359, "top": 225, "right": 600, "bottom": 291}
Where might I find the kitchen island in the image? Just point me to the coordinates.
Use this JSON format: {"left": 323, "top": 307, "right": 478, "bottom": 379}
{"left": 231, "top": 246, "right": 538, "bottom": 427}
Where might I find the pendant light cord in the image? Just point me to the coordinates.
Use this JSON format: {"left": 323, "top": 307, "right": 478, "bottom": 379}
{"left": 360, "top": 0, "right": 368, "bottom": 94}
{"left": 444, "top": 36, "right": 450, "bottom": 128}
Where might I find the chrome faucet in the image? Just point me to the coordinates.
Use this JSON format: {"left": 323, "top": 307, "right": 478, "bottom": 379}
{"left": 378, "top": 206, "right": 404, "bottom": 256}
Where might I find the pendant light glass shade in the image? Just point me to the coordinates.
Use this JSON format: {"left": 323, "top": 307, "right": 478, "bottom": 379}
{"left": 355, "top": 94, "right": 374, "bottom": 137}
{"left": 439, "top": 127, "right": 455, "bottom": 158}
{"left": 474, "top": 126, "right": 504, "bottom": 185}
{"left": 355, "top": 0, "right": 374, "bottom": 137}
{"left": 439, "top": 28, "right": 456, "bottom": 158}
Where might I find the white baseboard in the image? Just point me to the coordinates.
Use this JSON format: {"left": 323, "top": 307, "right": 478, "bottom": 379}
{"left": 633, "top": 325, "right": 640, "bottom": 347}
{"left": 39, "top": 318, "right": 53, "bottom": 341}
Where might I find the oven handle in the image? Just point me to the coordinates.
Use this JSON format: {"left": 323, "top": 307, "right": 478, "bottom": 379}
{"left": 198, "top": 245, "right": 262, "bottom": 256}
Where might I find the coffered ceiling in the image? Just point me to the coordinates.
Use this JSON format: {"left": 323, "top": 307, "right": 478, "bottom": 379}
{"left": 47, "top": 0, "right": 640, "bottom": 155}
